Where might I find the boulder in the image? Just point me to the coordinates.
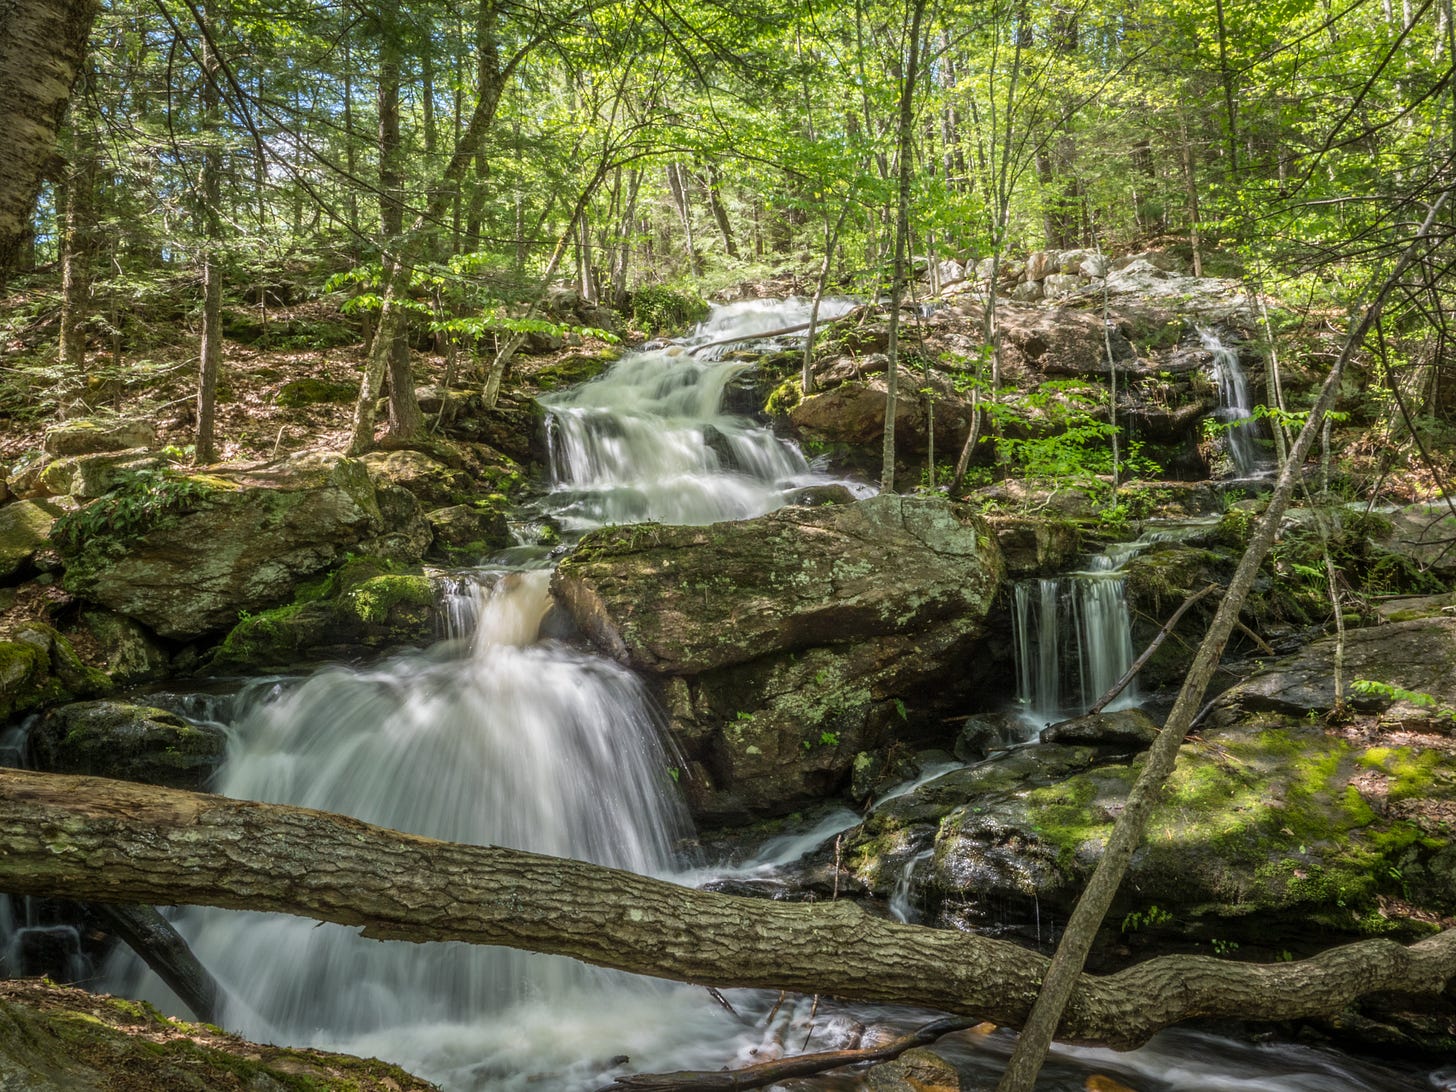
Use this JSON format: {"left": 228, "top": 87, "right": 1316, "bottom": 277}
{"left": 1024, "top": 250, "right": 1058, "bottom": 282}
{"left": 553, "top": 495, "right": 1005, "bottom": 820}
{"left": 33, "top": 449, "right": 164, "bottom": 500}
{"left": 57, "top": 452, "right": 394, "bottom": 640}
{"left": 1376, "top": 502, "right": 1456, "bottom": 581}
{"left": 864, "top": 1048, "right": 961, "bottom": 1091}
{"left": 790, "top": 375, "right": 973, "bottom": 457}
{"left": 29, "top": 700, "right": 227, "bottom": 791}
{"left": 995, "top": 303, "right": 1135, "bottom": 376}
{"left": 42, "top": 417, "right": 155, "bottom": 457}
{"left": 361, "top": 448, "right": 474, "bottom": 509}
{"left": 210, "top": 561, "right": 439, "bottom": 671}
{"left": 1210, "top": 615, "right": 1456, "bottom": 724}
{"left": 1009, "top": 280, "right": 1044, "bottom": 303}
{"left": 426, "top": 503, "right": 512, "bottom": 561}
{"left": 79, "top": 611, "right": 170, "bottom": 685}
{"left": 1043, "top": 273, "right": 1088, "bottom": 300}
{"left": 0, "top": 623, "right": 112, "bottom": 724}
{"left": 982, "top": 512, "right": 1083, "bottom": 576}
{"left": 1041, "top": 708, "right": 1160, "bottom": 748}
{"left": 0, "top": 499, "right": 61, "bottom": 583}
{"left": 932, "top": 259, "right": 965, "bottom": 285}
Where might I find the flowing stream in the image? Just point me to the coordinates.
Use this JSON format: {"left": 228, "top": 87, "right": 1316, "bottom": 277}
{"left": 101, "top": 300, "right": 1434, "bottom": 1091}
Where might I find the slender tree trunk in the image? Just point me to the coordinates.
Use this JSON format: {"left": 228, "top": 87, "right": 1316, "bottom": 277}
{"left": 195, "top": 0, "right": 223, "bottom": 465}
{"left": 1177, "top": 107, "right": 1204, "bottom": 277}
{"left": 882, "top": 0, "right": 928, "bottom": 493}
{"left": 377, "top": 22, "right": 422, "bottom": 442}
{"left": 58, "top": 124, "right": 96, "bottom": 373}
{"left": 667, "top": 162, "right": 703, "bottom": 277}
{"left": 702, "top": 162, "right": 737, "bottom": 259}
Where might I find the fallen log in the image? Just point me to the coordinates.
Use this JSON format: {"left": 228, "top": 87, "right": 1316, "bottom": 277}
{"left": 90, "top": 902, "right": 220, "bottom": 1024}
{"left": 1, "top": 768, "right": 1455, "bottom": 1050}
{"left": 597, "top": 1014, "right": 979, "bottom": 1091}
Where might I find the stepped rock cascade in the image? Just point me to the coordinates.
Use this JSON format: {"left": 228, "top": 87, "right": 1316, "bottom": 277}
{"left": 1011, "top": 553, "right": 1136, "bottom": 727}
{"left": 542, "top": 297, "right": 863, "bottom": 531}
{"left": 1200, "top": 326, "right": 1269, "bottom": 478}
{"left": 91, "top": 300, "right": 1436, "bottom": 1091}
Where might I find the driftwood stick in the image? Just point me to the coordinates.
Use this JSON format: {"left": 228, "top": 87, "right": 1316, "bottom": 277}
{"left": 1087, "top": 584, "right": 1218, "bottom": 715}
{"left": 1236, "top": 619, "right": 1276, "bottom": 655}
{"left": 596, "top": 1015, "right": 978, "bottom": 1091}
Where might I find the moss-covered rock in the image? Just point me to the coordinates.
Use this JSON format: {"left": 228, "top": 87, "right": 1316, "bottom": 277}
{"left": 274, "top": 376, "right": 359, "bottom": 407}
{"left": 29, "top": 700, "right": 227, "bottom": 791}
{"left": 0, "top": 498, "right": 61, "bottom": 583}
{"left": 555, "top": 495, "right": 1005, "bottom": 821}
{"left": 55, "top": 453, "right": 399, "bottom": 640}
{"left": 42, "top": 417, "right": 156, "bottom": 457}
{"left": 79, "top": 611, "right": 169, "bottom": 685}
{"left": 34, "top": 450, "right": 165, "bottom": 500}
{"left": 210, "top": 562, "right": 438, "bottom": 672}
{"left": 0, "top": 623, "right": 113, "bottom": 724}
{"left": 426, "top": 502, "right": 512, "bottom": 562}
{"left": 0, "top": 979, "right": 437, "bottom": 1091}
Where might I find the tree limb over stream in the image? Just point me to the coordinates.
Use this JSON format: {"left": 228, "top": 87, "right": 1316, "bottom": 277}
{"left": 3, "top": 768, "right": 1455, "bottom": 1050}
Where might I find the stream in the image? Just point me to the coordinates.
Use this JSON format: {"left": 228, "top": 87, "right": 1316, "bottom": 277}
{"left": 102, "top": 299, "right": 1437, "bottom": 1090}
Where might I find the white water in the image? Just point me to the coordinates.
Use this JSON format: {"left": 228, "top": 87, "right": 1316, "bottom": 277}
{"left": 1011, "top": 554, "right": 1137, "bottom": 727}
{"left": 1200, "top": 327, "right": 1268, "bottom": 478}
{"left": 98, "top": 301, "right": 1434, "bottom": 1091}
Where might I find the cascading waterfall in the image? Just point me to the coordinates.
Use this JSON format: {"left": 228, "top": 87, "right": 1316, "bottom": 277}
{"left": 1011, "top": 554, "right": 1136, "bottom": 726}
{"left": 1199, "top": 326, "right": 1268, "bottom": 478}
{"left": 97, "top": 300, "right": 1433, "bottom": 1091}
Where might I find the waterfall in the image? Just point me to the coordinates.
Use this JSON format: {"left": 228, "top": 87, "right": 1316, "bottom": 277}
{"left": 104, "top": 299, "right": 868, "bottom": 1091}
{"left": 1011, "top": 556, "right": 1136, "bottom": 726}
{"left": 542, "top": 299, "right": 863, "bottom": 531}
{"left": 1199, "top": 327, "right": 1268, "bottom": 478}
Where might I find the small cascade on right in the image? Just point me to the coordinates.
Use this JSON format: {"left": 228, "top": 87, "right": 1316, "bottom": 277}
{"left": 1199, "top": 326, "right": 1271, "bottom": 478}
{"left": 1010, "top": 554, "right": 1137, "bottom": 728}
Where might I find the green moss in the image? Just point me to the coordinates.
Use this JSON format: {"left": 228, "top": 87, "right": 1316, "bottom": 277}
{"left": 764, "top": 378, "right": 802, "bottom": 417}
{"left": 342, "top": 573, "right": 435, "bottom": 625}
{"left": 275, "top": 377, "right": 359, "bottom": 407}
{"left": 1358, "top": 745, "right": 1446, "bottom": 801}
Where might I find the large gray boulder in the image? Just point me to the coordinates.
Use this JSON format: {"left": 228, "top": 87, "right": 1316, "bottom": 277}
{"left": 0, "top": 499, "right": 60, "bottom": 583}
{"left": 554, "top": 495, "right": 1005, "bottom": 821}
{"left": 57, "top": 452, "right": 412, "bottom": 640}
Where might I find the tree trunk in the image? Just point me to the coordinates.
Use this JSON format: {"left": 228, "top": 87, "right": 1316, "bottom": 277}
{"left": 57, "top": 126, "right": 96, "bottom": 372}
{"left": 195, "top": 0, "right": 223, "bottom": 465}
{"left": 0, "top": 0, "right": 98, "bottom": 285}
{"left": 1, "top": 769, "right": 1455, "bottom": 1051}
{"left": 881, "top": 0, "right": 928, "bottom": 494}
{"left": 377, "top": 21, "right": 423, "bottom": 443}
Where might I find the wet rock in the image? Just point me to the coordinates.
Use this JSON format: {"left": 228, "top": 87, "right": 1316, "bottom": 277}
{"left": 210, "top": 560, "right": 439, "bottom": 671}
{"left": 0, "top": 623, "right": 112, "bottom": 724}
{"left": 784, "top": 483, "right": 859, "bottom": 508}
{"left": 42, "top": 417, "right": 155, "bottom": 457}
{"left": 554, "top": 495, "right": 1005, "bottom": 820}
{"left": 426, "top": 503, "right": 512, "bottom": 561}
{"left": 864, "top": 1047, "right": 961, "bottom": 1091}
{"left": 0, "top": 499, "right": 61, "bottom": 583}
{"left": 983, "top": 513, "right": 1083, "bottom": 576}
{"left": 790, "top": 375, "right": 973, "bottom": 457}
{"left": 79, "top": 611, "right": 169, "bottom": 685}
{"left": 30, "top": 700, "right": 227, "bottom": 791}
{"left": 953, "top": 712, "right": 1029, "bottom": 761}
{"left": 1041, "top": 709, "right": 1160, "bottom": 749}
{"left": 57, "top": 452, "right": 395, "bottom": 640}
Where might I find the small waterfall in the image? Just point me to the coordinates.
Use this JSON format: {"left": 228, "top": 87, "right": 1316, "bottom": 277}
{"left": 542, "top": 298, "right": 866, "bottom": 530}
{"left": 1199, "top": 327, "right": 1268, "bottom": 478}
{"left": 1011, "top": 556, "right": 1136, "bottom": 726}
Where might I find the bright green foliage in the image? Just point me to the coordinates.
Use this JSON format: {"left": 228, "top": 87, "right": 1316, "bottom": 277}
{"left": 51, "top": 470, "right": 224, "bottom": 556}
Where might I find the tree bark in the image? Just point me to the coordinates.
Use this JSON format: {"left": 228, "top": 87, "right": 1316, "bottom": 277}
{"left": 195, "top": 0, "right": 223, "bottom": 465}
{"left": 3, "top": 768, "right": 1456, "bottom": 1052}
{"left": 0, "top": 0, "right": 98, "bottom": 285}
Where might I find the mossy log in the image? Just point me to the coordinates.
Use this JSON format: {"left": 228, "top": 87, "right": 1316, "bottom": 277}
{"left": 2, "top": 768, "right": 1456, "bottom": 1050}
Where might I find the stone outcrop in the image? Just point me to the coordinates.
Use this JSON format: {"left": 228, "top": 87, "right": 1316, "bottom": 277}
{"left": 553, "top": 494, "right": 1005, "bottom": 821}
{"left": 0, "top": 498, "right": 60, "bottom": 582}
{"left": 57, "top": 452, "right": 423, "bottom": 640}
{"left": 29, "top": 700, "right": 227, "bottom": 791}
{"left": 845, "top": 614, "right": 1456, "bottom": 956}
{"left": 42, "top": 417, "right": 155, "bottom": 457}
{"left": 0, "top": 623, "right": 112, "bottom": 724}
